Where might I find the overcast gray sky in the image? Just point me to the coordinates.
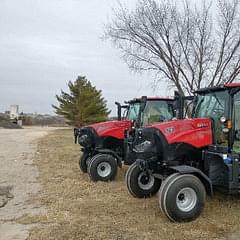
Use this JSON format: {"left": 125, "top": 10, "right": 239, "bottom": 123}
{"left": 0, "top": 0, "right": 171, "bottom": 116}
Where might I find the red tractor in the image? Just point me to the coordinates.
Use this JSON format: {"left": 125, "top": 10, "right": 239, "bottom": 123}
{"left": 126, "top": 83, "right": 240, "bottom": 222}
{"left": 74, "top": 96, "right": 178, "bottom": 182}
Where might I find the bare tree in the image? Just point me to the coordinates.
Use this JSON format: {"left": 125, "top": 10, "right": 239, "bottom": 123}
{"left": 104, "top": 0, "right": 240, "bottom": 95}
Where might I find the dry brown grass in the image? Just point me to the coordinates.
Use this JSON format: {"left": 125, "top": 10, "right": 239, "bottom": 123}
{"left": 19, "top": 129, "right": 240, "bottom": 240}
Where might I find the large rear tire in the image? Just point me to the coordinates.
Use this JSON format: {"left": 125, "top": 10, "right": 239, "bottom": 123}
{"left": 79, "top": 152, "right": 91, "bottom": 173}
{"left": 126, "top": 162, "right": 161, "bottom": 198}
{"left": 87, "top": 154, "right": 118, "bottom": 182}
{"left": 159, "top": 174, "right": 206, "bottom": 222}
{"left": 209, "top": 157, "right": 225, "bottom": 184}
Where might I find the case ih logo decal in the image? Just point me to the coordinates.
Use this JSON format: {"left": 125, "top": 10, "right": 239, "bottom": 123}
{"left": 165, "top": 127, "right": 175, "bottom": 134}
{"left": 197, "top": 123, "right": 209, "bottom": 128}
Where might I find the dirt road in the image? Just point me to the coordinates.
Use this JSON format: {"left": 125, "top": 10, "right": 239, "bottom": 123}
{"left": 0, "top": 127, "right": 58, "bottom": 240}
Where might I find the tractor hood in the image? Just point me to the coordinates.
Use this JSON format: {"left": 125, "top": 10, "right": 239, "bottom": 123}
{"left": 146, "top": 118, "right": 213, "bottom": 148}
{"left": 89, "top": 120, "right": 132, "bottom": 139}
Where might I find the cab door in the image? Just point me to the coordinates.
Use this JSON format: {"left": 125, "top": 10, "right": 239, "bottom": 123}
{"left": 233, "top": 91, "right": 240, "bottom": 153}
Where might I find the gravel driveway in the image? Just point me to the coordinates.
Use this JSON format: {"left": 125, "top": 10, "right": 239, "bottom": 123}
{"left": 0, "top": 127, "right": 58, "bottom": 240}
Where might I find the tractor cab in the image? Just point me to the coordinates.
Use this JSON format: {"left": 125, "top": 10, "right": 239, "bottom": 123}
{"left": 192, "top": 83, "right": 240, "bottom": 153}
{"left": 124, "top": 96, "right": 176, "bottom": 125}
{"left": 194, "top": 84, "right": 240, "bottom": 195}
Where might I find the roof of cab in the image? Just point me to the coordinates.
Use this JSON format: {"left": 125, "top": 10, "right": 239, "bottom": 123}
{"left": 127, "top": 96, "right": 175, "bottom": 104}
{"left": 224, "top": 83, "right": 240, "bottom": 88}
{"left": 195, "top": 82, "right": 240, "bottom": 94}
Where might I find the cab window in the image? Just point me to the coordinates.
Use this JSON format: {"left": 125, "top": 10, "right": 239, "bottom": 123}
{"left": 142, "top": 101, "right": 174, "bottom": 125}
{"left": 194, "top": 90, "right": 228, "bottom": 145}
{"left": 127, "top": 103, "right": 140, "bottom": 121}
{"left": 194, "top": 91, "right": 227, "bottom": 119}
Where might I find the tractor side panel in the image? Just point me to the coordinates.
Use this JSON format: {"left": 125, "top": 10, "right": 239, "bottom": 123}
{"left": 152, "top": 118, "right": 213, "bottom": 148}
{"left": 100, "top": 126, "right": 130, "bottom": 139}
{"left": 90, "top": 120, "right": 132, "bottom": 140}
{"left": 169, "top": 127, "right": 212, "bottom": 148}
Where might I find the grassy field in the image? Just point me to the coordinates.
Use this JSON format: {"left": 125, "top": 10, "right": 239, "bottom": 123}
{"left": 19, "top": 129, "right": 240, "bottom": 240}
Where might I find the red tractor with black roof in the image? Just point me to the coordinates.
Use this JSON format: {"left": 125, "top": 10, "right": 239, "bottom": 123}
{"left": 74, "top": 96, "right": 179, "bottom": 182}
{"left": 126, "top": 83, "right": 240, "bottom": 222}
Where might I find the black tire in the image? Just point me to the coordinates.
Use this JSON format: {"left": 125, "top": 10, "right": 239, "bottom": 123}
{"left": 125, "top": 162, "right": 136, "bottom": 197}
{"left": 87, "top": 154, "right": 118, "bottom": 182}
{"left": 209, "top": 157, "right": 225, "bottom": 184}
{"left": 158, "top": 173, "right": 180, "bottom": 213}
{"left": 126, "top": 162, "right": 161, "bottom": 198}
{"left": 79, "top": 152, "right": 91, "bottom": 173}
{"left": 160, "top": 174, "right": 206, "bottom": 222}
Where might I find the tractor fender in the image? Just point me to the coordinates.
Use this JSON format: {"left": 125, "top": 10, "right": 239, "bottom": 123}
{"left": 170, "top": 165, "right": 213, "bottom": 196}
{"left": 95, "top": 148, "right": 122, "bottom": 167}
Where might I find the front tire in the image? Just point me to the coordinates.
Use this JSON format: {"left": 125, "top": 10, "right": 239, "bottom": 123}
{"left": 159, "top": 174, "right": 206, "bottom": 222}
{"left": 158, "top": 173, "right": 180, "bottom": 213}
{"left": 87, "top": 154, "right": 118, "bottom": 182}
{"left": 126, "top": 162, "right": 161, "bottom": 198}
{"left": 79, "top": 152, "right": 91, "bottom": 173}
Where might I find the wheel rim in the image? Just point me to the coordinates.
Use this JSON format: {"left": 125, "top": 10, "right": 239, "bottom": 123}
{"left": 137, "top": 172, "right": 154, "bottom": 190}
{"left": 176, "top": 187, "right": 197, "bottom": 212}
{"left": 97, "top": 162, "right": 112, "bottom": 178}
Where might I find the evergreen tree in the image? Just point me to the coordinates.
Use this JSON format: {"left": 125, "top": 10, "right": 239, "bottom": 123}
{"left": 53, "top": 76, "right": 110, "bottom": 127}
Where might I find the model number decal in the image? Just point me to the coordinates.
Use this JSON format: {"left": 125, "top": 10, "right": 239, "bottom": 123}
{"left": 197, "top": 123, "right": 209, "bottom": 128}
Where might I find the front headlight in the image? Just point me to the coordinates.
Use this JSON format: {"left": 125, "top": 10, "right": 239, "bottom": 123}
{"left": 133, "top": 140, "right": 152, "bottom": 153}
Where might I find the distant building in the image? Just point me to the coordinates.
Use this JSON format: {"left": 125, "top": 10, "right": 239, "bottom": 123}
{"left": 8, "top": 105, "right": 23, "bottom": 126}
{"left": 10, "top": 105, "right": 19, "bottom": 120}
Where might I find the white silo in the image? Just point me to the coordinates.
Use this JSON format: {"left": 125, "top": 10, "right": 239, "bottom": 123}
{"left": 10, "top": 105, "right": 19, "bottom": 120}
